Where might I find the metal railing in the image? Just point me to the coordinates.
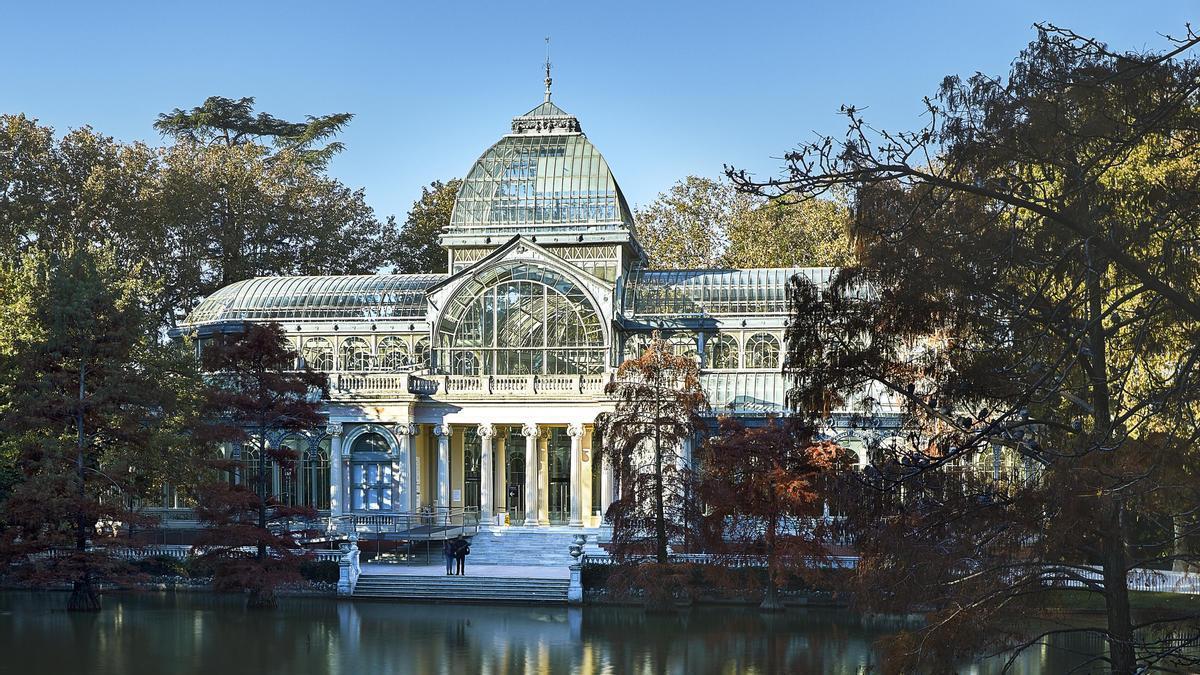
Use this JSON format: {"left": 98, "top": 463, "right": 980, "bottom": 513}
{"left": 328, "top": 507, "right": 480, "bottom": 540}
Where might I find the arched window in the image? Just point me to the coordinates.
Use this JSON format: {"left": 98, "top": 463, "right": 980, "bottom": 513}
{"left": 436, "top": 263, "right": 606, "bottom": 375}
{"left": 622, "top": 333, "right": 651, "bottom": 362}
{"left": 668, "top": 333, "right": 698, "bottom": 361}
{"left": 278, "top": 435, "right": 307, "bottom": 506}
{"left": 340, "top": 337, "right": 371, "bottom": 371}
{"left": 414, "top": 338, "right": 430, "bottom": 369}
{"left": 451, "top": 351, "right": 480, "bottom": 376}
{"left": 307, "top": 440, "right": 331, "bottom": 510}
{"left": 707, "top": 334, "right": 740, "bottom": 369}
{"left": 302, "top": 337, "right": 333, "bottom": 371}
{"left": 376, "top": 336, "right": 409, "bottom": 370}
{"left": 351, "top": 432, "right": 391, "bottom": 454}
{"left": 745, "top": 333, "right": 781, "bottom": 369}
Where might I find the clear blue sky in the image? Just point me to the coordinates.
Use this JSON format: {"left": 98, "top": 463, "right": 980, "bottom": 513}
{"left": 2, "top": 1, "right": 1195, "bottom": 221}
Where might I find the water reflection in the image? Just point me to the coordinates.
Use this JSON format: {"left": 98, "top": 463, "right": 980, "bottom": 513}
{"left": 0, "top": 592, "right": 1101, "bottom": 674}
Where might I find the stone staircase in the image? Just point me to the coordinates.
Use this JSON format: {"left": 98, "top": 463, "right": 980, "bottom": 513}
{"left": 465, "top": 527, "right": 597, "bottom": 567}
{"left": 353, "top": 574, "right": 569, "bottom": 603}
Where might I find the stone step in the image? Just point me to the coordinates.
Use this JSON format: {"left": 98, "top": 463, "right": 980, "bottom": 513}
{"left": 353, "top": 574, "right": 568, "bottom": 603}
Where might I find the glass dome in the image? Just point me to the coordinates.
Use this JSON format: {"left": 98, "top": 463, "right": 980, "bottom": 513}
{"left": 436, "top": 261, "right": 606, "bottom": 375}
{"left": 448, "top": 101, "right": 635, "bottom": 234}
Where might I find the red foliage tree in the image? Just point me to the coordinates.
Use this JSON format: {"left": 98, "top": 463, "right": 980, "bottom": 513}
{"left": 192, "top": 322, "right": 327, "bottom": 608}
{"left": 698, "top": 416, "right": 839, "bottom": 610}
{"left": 598, "top": 332, "right": 706, "bottom": 564}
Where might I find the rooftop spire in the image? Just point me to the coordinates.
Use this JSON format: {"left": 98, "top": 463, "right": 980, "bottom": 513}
{"left": 544, "top": 37, "right": 552, "bottom": 102}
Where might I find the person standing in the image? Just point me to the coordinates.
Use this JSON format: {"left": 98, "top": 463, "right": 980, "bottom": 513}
{"left": 443, "top": 537, "right": 455, "bottom": 575}
{"left": 454, "top": 535, "right": 470, "bottom": 576}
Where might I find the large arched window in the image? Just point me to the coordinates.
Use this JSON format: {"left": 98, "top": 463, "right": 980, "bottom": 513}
{"left": 436, "top": 263, "right": 606, "bottom": 375}
{"left": 707, "top": 334, "right": 740, "bottom": 369}
{"left": 340, "top": 337, "right": 371, "bottom": 371}
{"left": 302, "top": 337, "right": 333, "bottom": 371}
{"left": 745, "top": 333, "right": 781, "bottom": 369}
{"left": 376, "top": 336, "right": 409, "bottom": 370}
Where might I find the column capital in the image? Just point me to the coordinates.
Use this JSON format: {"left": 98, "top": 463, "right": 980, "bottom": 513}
{"left": 433, "top": 423, "right": 452, "bottom": 437}
{"left": 393, "top": 422, "right": 419, "bottom": 437}
{"left": 521, "top": 422, "right": 540, "bottom": 438}
{"left": 476, "top": 423, "right": 495, "bottom": 439}
{"left": 326, "top": 422, "right": 344, "bottom": 437}
{"left": 567, "top": 422, "right": 585, "bottom": 438}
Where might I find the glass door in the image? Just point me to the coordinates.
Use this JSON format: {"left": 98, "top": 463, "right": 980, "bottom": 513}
{"left": 505, "top": 428, "right": 526, "bottom": 524}
{"left": 547, "top": 428, "right": 570, "bottom": 524}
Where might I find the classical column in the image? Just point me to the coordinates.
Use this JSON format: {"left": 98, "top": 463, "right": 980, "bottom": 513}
{"left": 495, "top": 430, "right": 507, "bottom": 517}
{"left": 600, "top": 455, "right": 613, "bottom": 518}
{"left": 567, "top": 423, "right": 584, "bottom": 527}
{"left": 394, "top": 423, "right": 419, "bottom": 512}
{"left": 537, "top": 430, "right": 550, "bottom": 527}
{"left": 522, "top": 423, "right": 539, "bottom": 525}
{"left": 477, "top": 424, "right": 495, "bottom": 523}
{"left": 434, "top": 423, "right": 451, "bottom": 510}
{"left": 327, "top": 422, "right": 344, "bottom": 517}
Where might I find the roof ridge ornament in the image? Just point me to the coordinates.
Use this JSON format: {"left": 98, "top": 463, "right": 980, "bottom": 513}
{"left": 544, "top": 37, "right": 553, "bottom": 103}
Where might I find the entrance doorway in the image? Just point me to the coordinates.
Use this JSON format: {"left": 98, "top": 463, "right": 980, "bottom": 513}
{"left": 505, "top": 427, "right": 525, "bottom": 524}
{"left": 547, "top": 428, "right": 570, "bottom": 524}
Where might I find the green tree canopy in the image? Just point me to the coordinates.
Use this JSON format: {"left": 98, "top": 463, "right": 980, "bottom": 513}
{"left": 0, "top": 244, "right": 207, "bottom": 611}
{"left": 154, "top": 95, "right": 353, "bottom": 167}
{"left": 0, "top": 109, "right": 401, "bottom": 328}
{"left": 394, "top": 178, "right": 460, "bottom": 274}
{"left": 635, "top": 175, "right": 854, "bottom": 269}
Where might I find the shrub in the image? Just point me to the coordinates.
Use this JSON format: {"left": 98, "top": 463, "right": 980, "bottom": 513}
{"left": 299, "top": 559, "right": 339, "bottom": 584}
{"left": 135, "top": 555, "right": 189, "bottom": 578}
{"left": 183, "top": 555, "right": 217, "bottom": 579}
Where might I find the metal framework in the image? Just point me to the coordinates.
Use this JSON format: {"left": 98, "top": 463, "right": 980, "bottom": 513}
{"left": 621, "top": 267, "right": 834, "bottom": 316}
{"left": 186, "top": 274, "right": 444, "bottom": 324}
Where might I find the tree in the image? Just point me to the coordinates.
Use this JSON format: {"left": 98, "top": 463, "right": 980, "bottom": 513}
{"left": 0, "top": 244, "right": 205, "bottom": 611}
{"left": 636, "top": 176, "right": 749, "bottom": 268}
{"left": 723, "top": 193, "right": 855, "bottom": 268}
{"left": 635, "top": 175, "right": 854, "bottom": 269}
{"left": 394, "top": 178, "right": 461, "bottom": 274}
{"left": 0, "top": 110, "right": 401, "bottom": 329}
{"left": 698, "top": 417, "right": 838, "bottom": 610}
{"left": 732, "top": 24, "right": 1200, "bottom": 673}
{"left": 598, "top": 332, "right": 707, "bottom": 564}
{"left": 156, "top": 139, "right": 395, "bottom": 323}
{"left": 154, "top": 95, "right": 353, "bottom": 167}
{"left": 192, "top": 322, "right": 327, "bottom": 609}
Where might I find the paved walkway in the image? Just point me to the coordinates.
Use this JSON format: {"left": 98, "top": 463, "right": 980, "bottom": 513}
{"left": 359, "top": 563, "right": 570, "bottom": 579}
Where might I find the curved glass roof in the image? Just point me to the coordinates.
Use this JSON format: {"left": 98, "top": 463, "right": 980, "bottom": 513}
{"left": 621, "top": 267, "right": 834, "bottom": 316}
{"left": 448, "top": 101, "right": 635, "bottom": 233}
{"left": 184, "top": 275, "right": 445, "bottom": 325}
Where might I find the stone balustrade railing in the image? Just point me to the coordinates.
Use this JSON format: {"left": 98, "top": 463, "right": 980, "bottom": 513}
{"left": 324, "top": 372, "right": 613, "bottom": 398}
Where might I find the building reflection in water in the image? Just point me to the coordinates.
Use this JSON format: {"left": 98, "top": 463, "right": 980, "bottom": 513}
{"left": 0, "top": 591, "right": 1104, "bottom": 675}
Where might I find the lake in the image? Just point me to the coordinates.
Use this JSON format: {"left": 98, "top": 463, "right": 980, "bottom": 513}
{"left": 0, "top": 591, "right": 1104, "bottom": 674}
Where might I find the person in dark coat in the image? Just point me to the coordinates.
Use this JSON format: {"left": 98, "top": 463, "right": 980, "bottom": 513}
{"left": 454, "top": 535, "right": 470, "bottom": 576}
{"left": 443, "top": 537, "right": 455, "bottom": 575}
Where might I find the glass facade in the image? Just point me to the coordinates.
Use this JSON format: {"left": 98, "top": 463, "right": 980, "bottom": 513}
{"left": 622, "top": 267, "right": 833, "bottom": 316}
{"left": 437, "top": 262, "right": 606, "bottom": 375}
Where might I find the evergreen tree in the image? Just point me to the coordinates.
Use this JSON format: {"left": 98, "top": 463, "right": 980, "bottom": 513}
{"left": 0, "top": 244, "right": 205, "bottom": 611}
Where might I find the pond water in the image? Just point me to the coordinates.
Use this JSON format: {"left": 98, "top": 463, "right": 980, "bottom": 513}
{"left": 0, "top": 591, "right": 1103, "bottom": 674}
